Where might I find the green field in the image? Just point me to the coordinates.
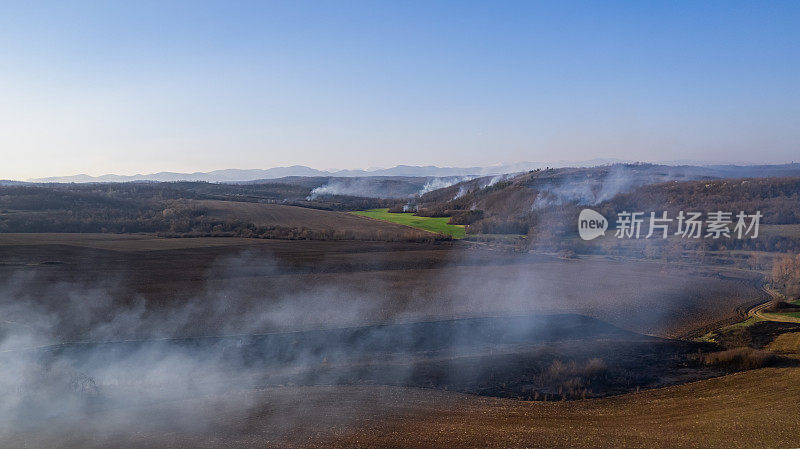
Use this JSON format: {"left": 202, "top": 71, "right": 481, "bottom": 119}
{"left": 351, "top": 209, "right": 466, "bottom": 238}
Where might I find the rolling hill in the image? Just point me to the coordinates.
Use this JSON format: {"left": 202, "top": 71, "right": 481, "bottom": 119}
{"left": 195, "top": 200, "right": 436, "bottom": 240}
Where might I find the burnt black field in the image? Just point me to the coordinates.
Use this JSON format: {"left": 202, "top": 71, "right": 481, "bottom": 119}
{"left": 8, "top": 314, "right": 739, "bottom": 407}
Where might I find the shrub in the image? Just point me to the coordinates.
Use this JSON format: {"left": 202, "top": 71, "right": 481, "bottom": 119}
{"left": 701, "top": 347, "right": 776, "bottom": 370}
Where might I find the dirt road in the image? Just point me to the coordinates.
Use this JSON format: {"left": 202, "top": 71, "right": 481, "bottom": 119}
{"left": 748, "top": 286, "right": 800, "bottom": 323}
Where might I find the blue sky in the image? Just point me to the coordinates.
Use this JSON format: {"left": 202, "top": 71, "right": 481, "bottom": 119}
{"left": 1, "top": 1, "right": 798, "bottom": 179}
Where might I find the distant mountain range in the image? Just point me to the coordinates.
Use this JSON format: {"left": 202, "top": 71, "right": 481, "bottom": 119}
{"left": 24, "top": 162, "right": 548, "bottom": 183}
{"left": 24, "top": 159, "right": 788, "bottom": 183}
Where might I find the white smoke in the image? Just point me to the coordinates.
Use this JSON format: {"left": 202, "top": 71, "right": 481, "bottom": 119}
{"left": 419, "top": 176, "right": 477, "bottom": 196}
{"left": 483, "top": 174, "right": 511, "bottom": 188}
{"left": 306, "top": 178, "right": 419, "bottom": 200}
{"left": 532, "top": 166, "right": 645, "bottom": 209}
{"left": 306, "top": 180, "right": 370, "bottom": 200}
{"left": 453, "top": 185, "right": 471, "bottom": 200}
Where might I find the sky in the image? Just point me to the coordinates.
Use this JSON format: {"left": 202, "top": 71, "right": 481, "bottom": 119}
{"left": 1, "top": 1, "right": 798, "bottom": 180}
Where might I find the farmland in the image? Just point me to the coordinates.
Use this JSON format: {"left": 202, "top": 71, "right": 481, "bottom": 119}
{"left": 0, "top": 234, "right": 796, "bottom": 448}
{"left": 0, "top": 234, "right": 762, "bottom": 341}
{"left": 351, "top": 208, "right": 466, "bottom": 238}
{"left": 3, "top": 368, "right": 799, "bottom": 448}
{"left": 196, "top": 200, "right": 436, "bottom": 240}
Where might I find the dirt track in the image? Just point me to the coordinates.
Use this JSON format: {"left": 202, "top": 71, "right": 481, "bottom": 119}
{"left": 748, "top": 287, "right": 800, "bottom": 323}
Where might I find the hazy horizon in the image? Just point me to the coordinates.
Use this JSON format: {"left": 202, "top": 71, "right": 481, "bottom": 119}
{"left": 3, "top": 1, "right": 799, "bottom": 180}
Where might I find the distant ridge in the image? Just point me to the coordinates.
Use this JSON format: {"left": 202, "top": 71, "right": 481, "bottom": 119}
{"left": 26, "top": 159, "right": 792, "bottom": 184}
{"left": 26, "top": 160, "right": 627, "bottom": 183}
